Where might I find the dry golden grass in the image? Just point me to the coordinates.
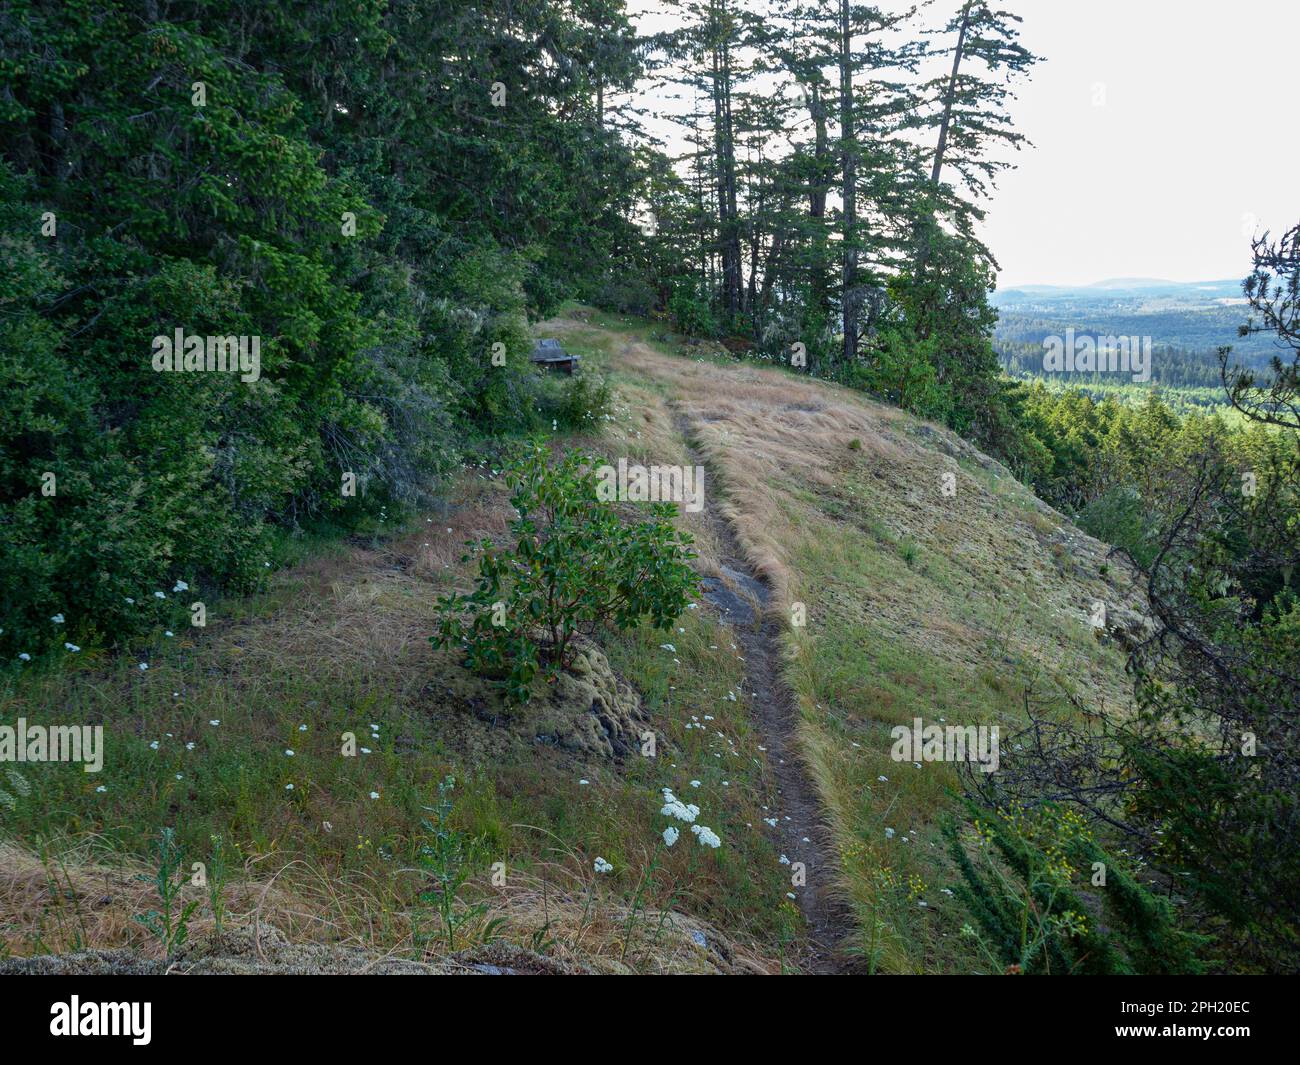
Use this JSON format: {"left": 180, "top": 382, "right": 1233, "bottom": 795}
{"left": 0, "top": 837, "right": 776, "bottom": 973}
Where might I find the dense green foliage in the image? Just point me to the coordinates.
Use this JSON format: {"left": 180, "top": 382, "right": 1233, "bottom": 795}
{"left": 1, "top": 0, "right": 640, "bottom": 662}
{"left": 2, "top": 0, "right": 1038, "bottom": 659}
{"left": 1008, "top": 385, "right": 1285, "bottom": 531}
{"left": 433, "top": 445, "right": 699, "bottom": 705}
{"left": 945, "top": 802, "right": 1205, "bottom": 975}
{"left": 977, "top": 230, "right": 1300, "bottom": 972}
{"left": 4, "top": 0, "right": 1296, "bottom": 974}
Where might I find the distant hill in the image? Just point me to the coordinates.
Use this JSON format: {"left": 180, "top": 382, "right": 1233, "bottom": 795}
{"left": 994, "top": 277, "right": 1244, "bottom": 304}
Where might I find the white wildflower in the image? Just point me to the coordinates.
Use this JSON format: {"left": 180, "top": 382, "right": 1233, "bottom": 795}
{"left": 660, "top": 797, "right": 699, "bottom": 823}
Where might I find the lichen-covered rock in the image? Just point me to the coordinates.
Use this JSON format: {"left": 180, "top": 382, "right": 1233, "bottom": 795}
{"left": 1096, "top": 601, "right": 1158, "bottom": 654}
{"left": 530, "top": 640, "right": 648, "bottom": 759}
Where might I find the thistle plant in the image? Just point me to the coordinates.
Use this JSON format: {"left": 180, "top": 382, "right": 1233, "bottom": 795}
{"left": 415, "top": 776, "right": 495, "bottom": 953}
{"left": 207, "top": 834, "right": 229, "bottom": 943}
{"left": 134, "top": 827, "right": 199, "bottom": 959}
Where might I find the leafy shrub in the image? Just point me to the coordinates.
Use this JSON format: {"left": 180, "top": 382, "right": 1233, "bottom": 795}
{"left": 945, "top": 800, "right": 1205, "bottom": 974}
{"left": 433, "top": 444, "right": 699, "bottom": 705}
{"left": 590, "top": 273, "right": 658, "bottom": 317}
{"left": 757, "top": 296, "right": 836, "bottom": 373}
{"left": 667, "top": 277, "right": 719, "bottom": 338}
{"left": 1121, "top": 587, "right": 1300, "bottom": 967}
{"left": 1078, "top": 486, "right": 1157, "bottom": 567}
{"left": 534, "top": 370, "right": 613, "bottom": 432}
{"left": 851, "top": 327, "right": 951, "bottom": 423}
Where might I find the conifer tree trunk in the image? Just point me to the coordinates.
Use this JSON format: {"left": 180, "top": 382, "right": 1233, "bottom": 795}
{"left": 916, "top": 0, "right": 974, "bottom": 279}
{"left": 808, "top": 82, "right": 833, "bottom": 316}
{"left": 839, "top": 0, "right": 858, "bottom": 364}
{"left": 931, "top": 0, "right": 973, "bottom": 187}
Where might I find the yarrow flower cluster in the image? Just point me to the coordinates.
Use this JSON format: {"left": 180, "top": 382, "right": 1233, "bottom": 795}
{"left": 593, "top": 857, "right": 613, "bottom": 874}
{"left": 660, "top": 787, "right": 720, "bottom": 850}
{"left": 660, "top": 787, "right": 699, "bottom": 823}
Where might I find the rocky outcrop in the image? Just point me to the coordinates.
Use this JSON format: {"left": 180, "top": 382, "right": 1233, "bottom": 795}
{"left": 530, "top": 640, "right": 649, "bottom": 759}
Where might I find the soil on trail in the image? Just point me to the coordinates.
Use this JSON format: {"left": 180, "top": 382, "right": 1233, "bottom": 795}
{"left": 671, "top": 406, "right": 857, "bottom": 974}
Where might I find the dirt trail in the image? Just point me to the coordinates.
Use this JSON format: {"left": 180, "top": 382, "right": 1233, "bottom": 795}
{"left": 669, "top": 405, "right": 856, "bottom": 974}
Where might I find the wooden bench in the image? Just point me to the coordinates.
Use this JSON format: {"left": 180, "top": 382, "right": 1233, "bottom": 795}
{"left": 530, "top": 338, "right": 580, "bottom": 375}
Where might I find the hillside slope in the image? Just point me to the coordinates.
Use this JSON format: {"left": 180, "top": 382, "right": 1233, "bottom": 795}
{"left": 548, "top": 309, "right": 1148, "bottom": 972}
{"left": 1, "top": 309, "right": 1146, "bottom": 975}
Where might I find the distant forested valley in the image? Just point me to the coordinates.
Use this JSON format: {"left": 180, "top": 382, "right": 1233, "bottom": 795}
{"left": 992, "top": 278, "right": 1287, "bottom": 414}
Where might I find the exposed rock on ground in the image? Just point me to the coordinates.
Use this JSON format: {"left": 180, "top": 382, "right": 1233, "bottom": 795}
{"left": 530, "top": 640, "right": 649, "bottom": 759}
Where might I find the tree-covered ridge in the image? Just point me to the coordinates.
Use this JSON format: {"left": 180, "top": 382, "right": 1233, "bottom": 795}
{"left": 0, "top": 0, "right": 643, "bottom": 658}
{"left": 633, "top": 0, "right": 1038, "bottom": 443}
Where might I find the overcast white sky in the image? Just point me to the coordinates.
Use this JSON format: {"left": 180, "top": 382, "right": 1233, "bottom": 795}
{"left": 627, "top": 0, "right": 1300, "bottom": 288}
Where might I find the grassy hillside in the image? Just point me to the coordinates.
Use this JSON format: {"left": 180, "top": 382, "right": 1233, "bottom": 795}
{"left": 548, "top": 309, "right": 1147, "bottom": 972}
{"left": 1, "top": 308, "right": 1146, "bottom": 974}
